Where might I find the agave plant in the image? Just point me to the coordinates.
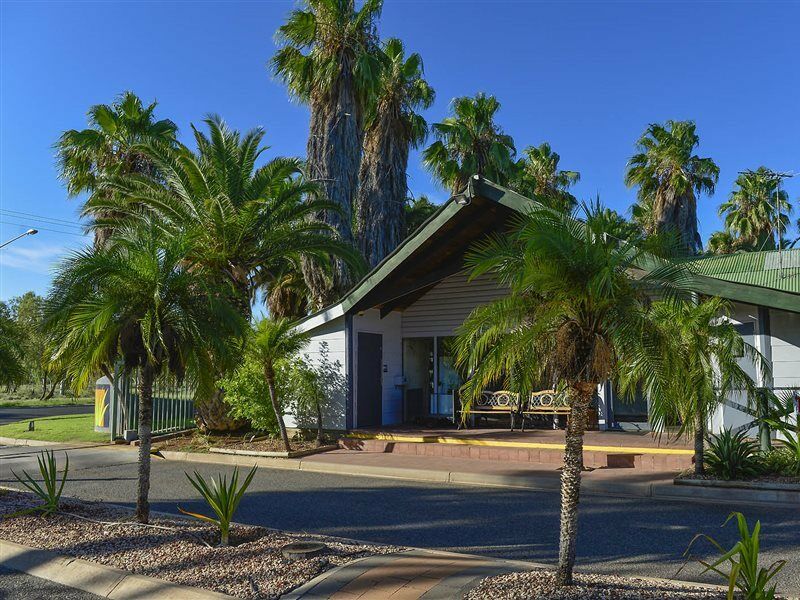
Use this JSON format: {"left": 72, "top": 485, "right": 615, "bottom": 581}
{"left": 178, "top": 465, "right": 257, "bottom": 546}
{"left": 11, "top": 450, "right": 69, "bottom": 516}
{"left": 685, "top": 512, "right": 786, "bottom": 600}
{"left": 704, "top": 429, "right": 761, "bottom": 481}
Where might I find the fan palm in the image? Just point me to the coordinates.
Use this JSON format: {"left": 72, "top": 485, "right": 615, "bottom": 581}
{"left": 55, "top": 91, "right": 177, "bottom": 246}
{"left": 90, "top": 116, "right": 363, "bottom": 428}
{"left": 625, "top": 120, "right": 719, "bottom": 252}
{"left": 423, "top": 93, "right": 516, "bottom": 193}
{"left": 355, "top": 37, "right": 435, "bottom": 267}
{"left": 454, "top": 203, "right": 684, "bottom": 586}
{"left": 511, "top": 142, "right": 580, "bottom": 213}
{"left": 719, "top": 167, "right": 792, "bottom": 251}
{"left": 247, "top": 318, "right": 309, "bottom": 452}
{"left": 626, "top": 297, "right": 765, "bottom": 475}
{"left": 44, "top": 224, "right": 245, "bottom": 523}
{"left": 404, "top": 195, "right": 438, "bottom": 237}
{"left": 272, "top": 0, "right": 383, "bottom": 305}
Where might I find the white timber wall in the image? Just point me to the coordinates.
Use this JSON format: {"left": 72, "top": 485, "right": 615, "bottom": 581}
{"left": 710, "top": 302, "right": 800, "bottom": 436}
{"left": 353, "top": 309, "right": 403, "bottom": 426}
{"left": 401, "top": 271, "right": 508, "bottom": 338}
{"left": 290, "top": 315, "right": 348, "bottom": 430}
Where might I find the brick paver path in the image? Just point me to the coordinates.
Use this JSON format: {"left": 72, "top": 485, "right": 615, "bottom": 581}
{"left": 285, "top": 550, "right": 524, "bottom": 599}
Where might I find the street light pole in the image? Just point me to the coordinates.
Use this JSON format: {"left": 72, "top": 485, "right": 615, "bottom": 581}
{"left": 0, "top": 228, "right": 38, "bottom": 249}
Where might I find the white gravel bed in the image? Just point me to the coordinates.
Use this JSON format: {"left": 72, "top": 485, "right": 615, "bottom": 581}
{"left": 0, "top": 489, "right": 399, "bottom": 599}
{"left": 464, "top": 570, "right": 732, "bottom": 599}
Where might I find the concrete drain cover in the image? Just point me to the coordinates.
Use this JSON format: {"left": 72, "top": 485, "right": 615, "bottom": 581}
{"left": 281, "top": 541, "right": 327, "bottom": 560}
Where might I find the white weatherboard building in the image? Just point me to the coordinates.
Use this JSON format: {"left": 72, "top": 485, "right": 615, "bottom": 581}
{"left": 292, "top": 178, "right": 800, "bottom": 434}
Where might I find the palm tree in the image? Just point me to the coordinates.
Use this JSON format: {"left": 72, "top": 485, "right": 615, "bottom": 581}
{"left": 706, "top": 230, "right": 743, "bottom": 255}
{"left": 247, "top": 318, "right": 309, "bottom": 452}
{"left": 627, "top": 297, "right": 764, "bottom": 475}
{"left": 44, "top": 225, "right": 245, "bottom": 523}
{"left": 404, "top": 195, "right": 438, "bottom": 237}
{"left": 267, "top": 266, "right": 311, "bottom": 319}
{"left": 272, "top": 0, "right": 383, "bottom": 306}
{"left": 454, "top": 204, "right": 682, "bottom": 586}
{"left": 90, "top": 116, "right": 363, "bottom": 429}
{"left": 625, "top": 120, "right": 719, "bottom": 252}
{"left": 511, "top": 142, "right": 580, "bottom": 213}
{"left": 719, "top": 167, "right": 792, "bottom": 251}
{"left": 55, "top": 91, "right": 177, "bottom": 246}
{"left": 423, "top": 93, "right": 516, "bottom": 193}
{"left": 354, "top": 37, "right": 435, "bottom": 268}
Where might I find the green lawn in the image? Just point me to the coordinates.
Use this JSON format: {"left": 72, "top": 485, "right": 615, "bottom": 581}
{"left": 0, "top": 414, "right": 107, "bottom": 443}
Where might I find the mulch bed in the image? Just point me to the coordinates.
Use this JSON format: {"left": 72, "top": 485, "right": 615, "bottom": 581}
{"left": 154, "top": 432, "right": 333, "bottom": 455}
{"left": 465, "top": 571, "right": 730, "bottom": 599}
{"left": 676, "top": 472, "right": 800, "bottom": 485}
{"left": 0, "top": 489, "right": 397, "bottom": 599}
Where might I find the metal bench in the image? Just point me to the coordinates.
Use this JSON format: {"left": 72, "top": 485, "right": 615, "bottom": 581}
{"left": 465, "top": 390, "right": 571, "bottom": 430}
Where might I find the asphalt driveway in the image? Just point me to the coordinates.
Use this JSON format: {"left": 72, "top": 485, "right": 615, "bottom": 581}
{"left": 0, "top": 405, "right": 92, "bottom": 426}
{"left": 1, "top": 443, "right": 798, "bottom": 595}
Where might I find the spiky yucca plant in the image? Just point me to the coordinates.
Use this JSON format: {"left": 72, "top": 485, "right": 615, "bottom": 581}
{"left": 179, "top": 465, "right": 257, "bottom": 546}
{"left": 12, "top": 450, "right": 69, "bottom": 516}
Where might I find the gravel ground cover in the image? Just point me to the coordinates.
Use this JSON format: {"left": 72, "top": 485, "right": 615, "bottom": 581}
{"left": 221, "top": 439, "right": 329, "bottom": 453}
{"left": 0, "top": 489, "right": 398, "bottom": 599}
{"left": 465, "top": 570, "right": 732, "bottom": 599}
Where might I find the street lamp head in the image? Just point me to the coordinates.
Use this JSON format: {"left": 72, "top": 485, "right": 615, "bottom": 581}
{"left": 26, "top": 229, "right": 38, "bottom": 236}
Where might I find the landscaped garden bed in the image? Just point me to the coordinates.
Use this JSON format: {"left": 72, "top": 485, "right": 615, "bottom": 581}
{"left": 0, "top": 489, "right": 398, "bottom": 599}
{"left": 465, "top": 570, "right": 730, "bottom": 599}
{"left": 153, "top": 431, "right": 337, "bottom": 458}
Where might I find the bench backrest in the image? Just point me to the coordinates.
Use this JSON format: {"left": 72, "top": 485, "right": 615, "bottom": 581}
{"left": 475, "top": 389, "right": 570, "bottom": 410}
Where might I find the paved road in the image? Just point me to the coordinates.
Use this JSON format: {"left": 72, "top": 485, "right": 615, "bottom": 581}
{"left": 0, "top": 566, "right": 102, "bottom": 599}
{"left": 0, "top": 405, "right": 92, "bottom": 426}
{"left": 2, "top": 444, "right": 799, "bottom": 596}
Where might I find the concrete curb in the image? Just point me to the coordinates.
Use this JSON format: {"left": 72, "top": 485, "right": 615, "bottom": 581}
{"left": 209, "top": 444, "right": 339, "bottom": 459}
{"left": 0, "top": 436, "right": 70, "bottom": 447}
{"left": 0, "top": 538, "right": 236, "bottom": 599}
{"left": 154, "top": 448, "right": 800, "bottom": 508}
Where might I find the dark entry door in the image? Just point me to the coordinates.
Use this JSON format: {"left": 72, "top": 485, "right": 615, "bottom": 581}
{"left": 357, "top": 332, "right": 383, "bottom": 428}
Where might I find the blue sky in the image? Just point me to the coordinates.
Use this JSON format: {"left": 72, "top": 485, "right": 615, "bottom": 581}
{"left": 2, "top": 0, "right": 799, "bottom": 302}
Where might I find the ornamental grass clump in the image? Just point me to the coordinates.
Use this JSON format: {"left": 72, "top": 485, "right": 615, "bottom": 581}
{"left": 704, "top": 428, "right": 761, "bottom": 481}
{"left": 11, "top": 450, "right": 69, "bottom": 516}
{"left": 684, "top": 512, "right": 785, "bottom": 600}
{"left": 179, "top": 465, "right": 257, "bottom": 546}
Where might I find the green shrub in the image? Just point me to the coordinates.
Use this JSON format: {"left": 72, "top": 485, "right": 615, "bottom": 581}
{"left": 11, "top": 450, "right": 69, "bottom": 516}
{"left": 218, "top": 358, "right": 283, "bottom": 435}
{"left": 685, "top": 512, "right": 785, "bottom": 600}
{"left": 704, "top": 429, "right": 761, "bottom": 481}
{"left": 179, "top": 465, "right": 257, "bottom": 546}
{"left": 760, "top": 448, "right": 800, "bottom": 477}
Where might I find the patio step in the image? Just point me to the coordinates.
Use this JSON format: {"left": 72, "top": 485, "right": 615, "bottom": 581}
{"left": 338, "top": 434, "right": 693, "bottom": 472}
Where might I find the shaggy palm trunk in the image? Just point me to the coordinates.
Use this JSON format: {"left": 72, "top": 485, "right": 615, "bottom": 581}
{"left": 196, "top": 277, "right": 249, "bottom": 432}
{"left": 266, "top": 368, "right": 291, "bottom": 452}
{"left": 654, "top": 188, "right": 701, "bottom": 253}
{"left": 303, "top": 64, "right": 362, "bottom": 308}
{"left": 354, "top": 110, "right": 408, "bottom": 268}
{"left": 136, "top": 364, "right": 155, "bottom": 523}
{"left": 694, "top": 411, "right": 705, "bottom": 475}
{"left": 555, "top": 382, "right": 594, "bottom": 587}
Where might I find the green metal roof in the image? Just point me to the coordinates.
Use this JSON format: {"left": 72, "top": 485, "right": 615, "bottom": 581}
{"left": 685, "top": 250, "right": 800, "bottom": 295}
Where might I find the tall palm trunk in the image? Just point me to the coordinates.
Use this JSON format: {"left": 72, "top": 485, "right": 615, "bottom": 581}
{"left": 303, "top": 66, "right": 362, "bottom": 308}
{"left": 265, "top": 367, "right": 291, "bottom": 452}
{"left": 355, "top": 114, "right": 408, "bottom": 268}
{"left": 694, "top": 410, "right": 705, "bottom": 475}
{"left": 196, "top": 276, "right": 249, "bottom": 432}
{"left": 136, "top": 364, "right": 155, "bottom": 523}
{"left": 555, "top": 382, "right": 594, "bottom": 587}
